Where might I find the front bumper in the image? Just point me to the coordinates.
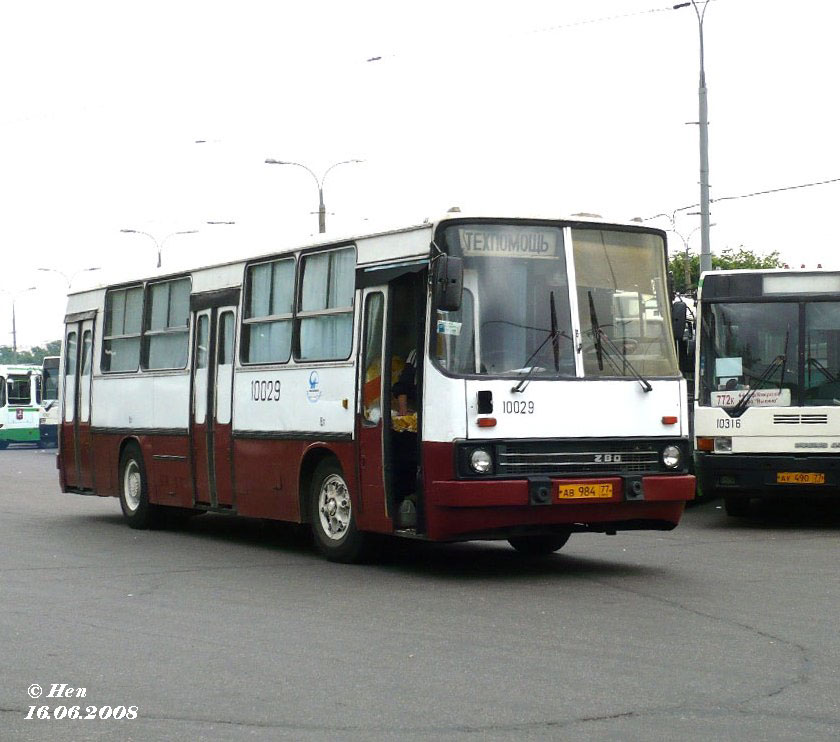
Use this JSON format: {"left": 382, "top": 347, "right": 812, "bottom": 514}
{"left": 423, "top": 474, "right": 695, "bottom": 541}
{"left": 696, "top": 452, "right": 840, "bottom": 497}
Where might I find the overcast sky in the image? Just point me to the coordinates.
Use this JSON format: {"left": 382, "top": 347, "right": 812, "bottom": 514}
{"left": 2, "top": 0, "right": 839, "bottom": 348}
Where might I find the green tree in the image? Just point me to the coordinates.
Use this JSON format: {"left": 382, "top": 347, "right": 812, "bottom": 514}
{"left": 669, "top": 246, "right": 784, "bottom": 295}
{"left": 0, "top": 339, "right": 62, "bottom": 365}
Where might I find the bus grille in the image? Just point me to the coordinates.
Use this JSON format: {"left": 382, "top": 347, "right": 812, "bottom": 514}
{"left": 496, "top": 441, "right": 662, "bottom": 476}
{"left": 773, "top": 414, "right": 828, "bottom": 425}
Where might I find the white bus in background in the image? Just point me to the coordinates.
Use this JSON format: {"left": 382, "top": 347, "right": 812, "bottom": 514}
{"left": 39, "top": 356, "right": 60, "bottom": 447}
{"left": 57, "top": 213, "right": 695, "bottom": 561}
{"left": 695, "top": 269, "right": 840, "bottom": 515}
{"left": 0, "top": 364, "right": 42, "bottom": 448}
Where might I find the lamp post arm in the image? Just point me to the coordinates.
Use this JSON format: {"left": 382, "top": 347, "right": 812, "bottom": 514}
{"left": 266, "top": 160, "right": 321, "bottom": 190}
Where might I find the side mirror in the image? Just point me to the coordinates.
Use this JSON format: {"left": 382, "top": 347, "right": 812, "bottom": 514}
{"left": 671, "top": 301, "right": 688, "bottom": 342}
{"left": 433, "top": 255, "right": 463, "bottom": 312}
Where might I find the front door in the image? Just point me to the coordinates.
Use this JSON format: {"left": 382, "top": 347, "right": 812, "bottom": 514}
{"left": 62, "top": 317, "right": 95, "bottom": 490}
{"left": 190, "top": 304, "right": 237, "bottom": 507}
{"left": 357, "top": 287, "right": 390, "bottom": 527}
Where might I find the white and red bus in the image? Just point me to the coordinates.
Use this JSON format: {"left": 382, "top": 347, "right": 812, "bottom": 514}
{"left": 58, "top": 214, "right": 695, "bottom": 561}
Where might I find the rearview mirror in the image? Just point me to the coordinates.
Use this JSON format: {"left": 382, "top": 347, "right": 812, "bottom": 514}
{"left": 672, "top": 301, "right": 688, "bottom": 342}
{"left": 433, "top": 255, "right": 463, "bottom": 312}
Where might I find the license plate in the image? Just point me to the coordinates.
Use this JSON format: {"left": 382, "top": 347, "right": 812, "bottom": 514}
{"left": 557, "top": 482, "right": 614, "bottom": 499}
{"left": 776, "top": 472, "right": 825, "bottom": 485}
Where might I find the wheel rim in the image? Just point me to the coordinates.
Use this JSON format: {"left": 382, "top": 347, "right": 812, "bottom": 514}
{"left": 123, "top": 459, "right": 142, "bottom": 512}
{"left": 317, "top": 473, "right": 351, "bottom": 541}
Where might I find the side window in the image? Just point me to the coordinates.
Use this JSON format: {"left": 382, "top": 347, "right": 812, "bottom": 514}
{"left": 0, "top": 377, "right": 5, "bottom": 407}
{"left": 297, "top": 247, "right": 355, "bottom": 361}
{"left": 242, "top": 258, "right": 294, "bottom": 364}
{"left": 65, "top": 332, "right": 78, "bottom": 378}
{"left": 195, "top": 315, "right": 210, "bottom": 370}
{"left": 219, "top": 311, "right": 235, "bottom": 365}
{"left": 145, "top": 278, "right": 190, "bottom": 370}
{"left": 103, "top": 286, "right": 143, "bottom": 372}
{"left": 81, "top": 330, "right": 93, "bottom": 377}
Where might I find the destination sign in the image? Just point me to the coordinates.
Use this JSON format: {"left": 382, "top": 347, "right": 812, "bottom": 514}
{"left": 711, "top": 388, "right": 791, "bottom": 408}
{"left": 459, "top": 227, "right": 558, "bottom": 258}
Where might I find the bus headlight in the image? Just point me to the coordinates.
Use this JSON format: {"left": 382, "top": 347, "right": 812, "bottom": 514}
{"left": 662, "top": 445, "right": 682, "bottom": 469}
{"left": 714, "top": 437, "right": 732, "bottom": 453}
{"left": 470, "top": 448, "right": 493, "bottom": 474}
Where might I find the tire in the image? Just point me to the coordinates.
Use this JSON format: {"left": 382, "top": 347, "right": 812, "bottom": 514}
{"left": 508, "top": 532, "right": 571, "bottom": 556}
{"left": 0, "top": 440, "right": 8, "bottom": 450}
{"left": 310, "top": 459, "right": 368, "bottom": 563}
{"left": 119, "top": 444, "right": 159, "bottom": 529}
{"left": 724, "top": 496, "right": 751, "bottom": 517}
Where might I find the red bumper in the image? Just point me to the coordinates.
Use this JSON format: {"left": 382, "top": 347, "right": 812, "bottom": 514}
{"left": 423, "top": 474, "right": 695, "bottom": 541}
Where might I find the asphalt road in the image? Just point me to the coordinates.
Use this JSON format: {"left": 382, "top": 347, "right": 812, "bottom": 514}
{"left": 1, "top": 445, "right": 839, "bottom": 741}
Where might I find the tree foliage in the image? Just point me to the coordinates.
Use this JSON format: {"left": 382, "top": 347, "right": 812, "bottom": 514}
{"left": 669, "top": 246, "right": 784, "bottom": 295}
{"left": 0, "top": 339, "right": 62, "bottom": 365}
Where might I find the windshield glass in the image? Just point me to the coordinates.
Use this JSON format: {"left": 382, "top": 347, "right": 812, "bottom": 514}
{"left": 803, "top": 302, "right": 840, "bottom": 405}
{"left": 437, "top": 223, "right": 576, "bottom": 377}
{"left": 8, "top": 375, "right": 31, "bottom": 405}
{"left": 572, "top": 229, "right": 678, "bottom": 378}
{"left": 42, "top": 363, "right": 59, "bottom": 401}
{"left": 699, "top": 302, "right": 799, "bottom": 407}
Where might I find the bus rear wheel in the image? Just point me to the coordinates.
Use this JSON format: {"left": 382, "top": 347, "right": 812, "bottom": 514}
{"left": 119, "top": 444, "right": 159, "bottom": 529}
{"left": 310, "top": 459, "right": 368, "bottom": 563}
{"left": 508, "top": 532, "right": 571, "bottom": 556}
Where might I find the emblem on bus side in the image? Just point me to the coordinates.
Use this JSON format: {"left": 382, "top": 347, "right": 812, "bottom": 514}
{"left": 307, "top": 371, "right": 321, "bottom": 403}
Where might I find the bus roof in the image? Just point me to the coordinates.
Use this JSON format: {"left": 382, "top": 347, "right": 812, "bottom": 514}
{"left": 66, "top": 212, "right": 664, "bottom": 305}
{"left": 0, "top": 364, "right": 41, "bottom": 375}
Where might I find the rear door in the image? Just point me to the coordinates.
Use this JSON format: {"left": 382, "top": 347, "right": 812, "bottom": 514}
{"left": 190, "top": 302, "right": 237, "bottom": 508}
{"left": 61, "top": 316, "right": 95, "bottom": 489}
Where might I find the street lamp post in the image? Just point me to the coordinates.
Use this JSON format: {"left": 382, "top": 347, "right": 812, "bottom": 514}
{"left": 0, "top": 286, "right": 36, "bottom": 362}
{"left": 119, "top": 229, "right": 198, "bottom": 269}
{"left": 675, "top": 1, "right": 712, "bottom": 275}
{"left": 264, "top": 159, "right": 364, "bottom": 234}
{"left": 37, "top": 267, "right": 101, "bottom": 289}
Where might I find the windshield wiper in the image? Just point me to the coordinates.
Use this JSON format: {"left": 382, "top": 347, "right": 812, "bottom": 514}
{"left": 727, "top": 355, "right": 786, "bottom": 417}
{"left": 587, "top": 291, "right": 652, "bottom": 393}
{"left": 512, "top": 293, "right": 572, "bottom": 393}
{"left": 729, "top": 326, "right": 790, "bottom": 417}
{"left": 550, "top": 290, "right": 560, "bottom": 373}
{"left": 588, "top": 291, "right": 604, "bottom": 371}
{"left": 807, "top": 357, "right": 838, "bottom": 383}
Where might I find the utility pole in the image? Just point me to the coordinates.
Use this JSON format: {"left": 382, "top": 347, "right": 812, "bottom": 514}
{"left": 675, "top": 1, "right": 712, "bottom": 275}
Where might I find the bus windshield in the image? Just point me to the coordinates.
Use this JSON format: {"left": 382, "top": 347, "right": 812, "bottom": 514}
{"left": 42, "top": 358, "right": 60, "bottom": 401}
{"left": 699, "top": 302, "right": 799, "bottom": 408}
{"left": 572, "top": 228, "right": 678, "bottom": 378}
{"left": 437, "top": 223, "right": 576, "bottom": 377}
{"left": 7, "top": 375, "right": 32, "bottom": 405}
{"left": 435, "top": 223, "right": 678, "bottom": 379}
{"left": 700, "top": 299, "right": 840, "bottom": 407}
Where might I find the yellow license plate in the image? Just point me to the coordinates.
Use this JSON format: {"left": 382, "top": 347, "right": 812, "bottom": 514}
{"left": 776, "top": 472, "right": 825, "bottom": 485}
{"left": 557, "top": 483, "right": 614, "bottom": 499}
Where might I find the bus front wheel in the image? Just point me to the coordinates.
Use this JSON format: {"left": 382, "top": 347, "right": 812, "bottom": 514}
{"left": 508, "top": 532, "right": 571, "bottom": 556}
{"left": 310, "top": 459, "right": 368, "bottom": 563}
{"left": 119, "top": 444, "right": 159, "bottom": 529}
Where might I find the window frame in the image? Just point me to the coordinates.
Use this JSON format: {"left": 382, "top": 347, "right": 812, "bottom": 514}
{"left": 240, "top": 255, "right": 297, "bottom": 366}
{"left": 142, "top": 276, "right": 192, "bottom": 371}
{"left": 101, "top": 285, "right": 144, "bottom": 374}
{"left": 294, "top": 245, "right": 356, "bottom": 363}
{"left": 238, "top": 244, "right": 358, "bottom": 366}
